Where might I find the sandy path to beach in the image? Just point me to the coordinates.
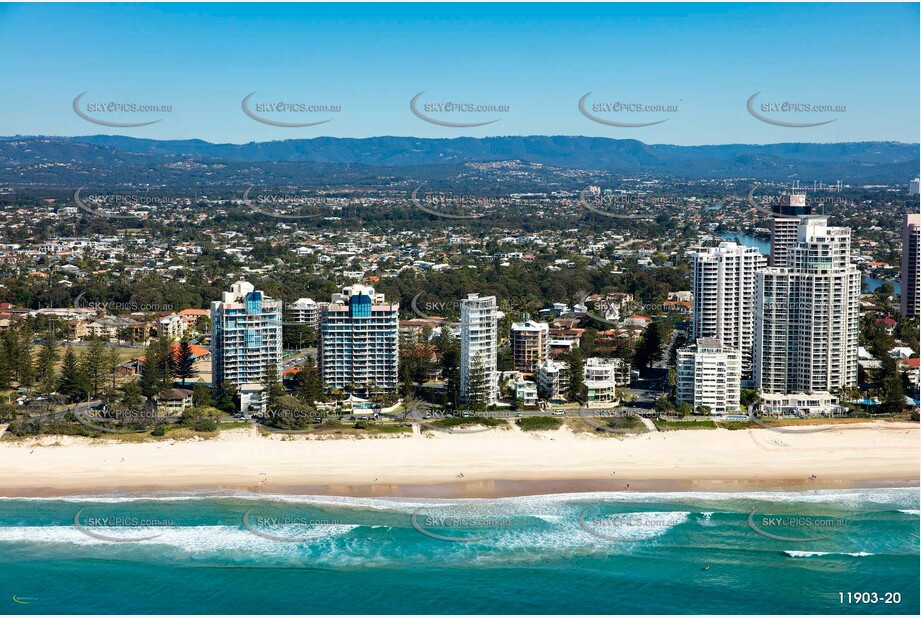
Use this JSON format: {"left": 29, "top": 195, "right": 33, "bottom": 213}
{"left": 0, "top": 422, "right": 917, "bottom": 496}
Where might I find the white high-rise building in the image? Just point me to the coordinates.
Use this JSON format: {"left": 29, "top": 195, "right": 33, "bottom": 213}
{"left": 460, "top": 294, "right": 498, "bottom": 404}
{"left": 754, "top": 217, "right": 861, "bottom": 395}
{"left": 900, "top": 213, "right": 920, "bottom": 318}
{"left": 676, "top": 338, "right": 741, "bottom": 414}
{"left": 690, "top": 242, "right": 766, "bottom": 377}
{"left": 211, "top": 281, "right": 283, "bottom": 388}
{"left": 318, "top": 285, "right": 399, "bottom": 394}
{"left": 288, "top": 297, "right": 319, "bottom": 330}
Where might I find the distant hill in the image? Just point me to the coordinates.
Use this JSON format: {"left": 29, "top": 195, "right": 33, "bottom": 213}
{"left": 1, "top": 135, "right": 917, "bottom": 185}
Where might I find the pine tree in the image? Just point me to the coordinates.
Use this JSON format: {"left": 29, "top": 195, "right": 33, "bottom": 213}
{"left": 139, "top": 341, "right": 165, "bottom": 398}
{"left": 296, "top": 357, "right": 326, "bottom": 404}
{"left": 15, "top": 324, "right": 35, "bottom": 388}
{"left": 464, "top": 354, "right": 489, "bottom": 410}
{"left": 80, "top": 339, "right": 108, "bottom": 398}
{"left": 264, "top": 362, "right": 284, "bottom": 407}
{"left": 0, "top": 340, "right": 11, "bottom": 390}
{"left": 565, "top": 347, "right": 586, "bottom": 404}
{"left": 172, "top": 337, "right": 196, "bottom": 385}
{"left": 36, "top": 331, "right": 59, "bottom": 394}
{"left": 58, "top": 346, "right": 89, "bottom": 400}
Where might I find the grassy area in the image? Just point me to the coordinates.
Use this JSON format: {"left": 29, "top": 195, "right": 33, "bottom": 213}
{"left": 256, "top": 419, "right": 413, "bottom": 437}
{"left": 516, "top": 416, "right": 563, "bottom": 431}
{"left": 566, "top": 414, "right": 645, "bottom": 435}
{"left": 426, "top": 416, "right": 506, "bottom": 430}
{"left": 654, "top": 419, "right": 720, "bottom": 431}
{"left": 655, "top": 419, "right": 753, "bottom": 430}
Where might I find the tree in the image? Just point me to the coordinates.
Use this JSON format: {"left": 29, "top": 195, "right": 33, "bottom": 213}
{"left": 0, "top": 341, "right": 10, "bottom": 390}
{"left": 563, "top": 347, "right": 586, "bottom": 404}
{"left": 104, "top": 346, "right": 121, "bottom": 393}
{"left": 215, "top": 381, "right": 238, "bottom": 413}
{"left": 634, "top": 321, "right": 667, "bottom": 369}
{"left": 58, "top": 346, "right": 89, "bottom": 400}
{"left": 36, "top": 332, "right": 60, "bottom": 395}
{"left": 120, "top": 380, "right": 144, "bottom": 409}
{"left": 873, "top": 283, "right": 895, "bottom": 311}
{"left": 463, "top": 354, "right": 490, "bottom": 410}
{"left": 435, "top": 329, "right": 461, "bottom": 407}
{"left": 172, "top": 337, "right": 196, "bottom": 385}
{"left": 655, "top": 395, "right": 674, "bottom": 414}
{"left": 740, "top": 388, "right": 761, "bottom": 408}
{"left": 139, "top": 338, "right": 172, "bottom": 399}
{"left": 192, "top": 383, "right": 214, "bottom": 408}
{"left": 80, "top": 339, "right": 108, "bottom": 398}
{"left": 264, "top": 363, "right": 285, "bottom": 407}
{"left": 296, "top": 357, "right": 326, "bottom": 405}
{"left": 879, "top": 355, "right": 905, "bottom": 414}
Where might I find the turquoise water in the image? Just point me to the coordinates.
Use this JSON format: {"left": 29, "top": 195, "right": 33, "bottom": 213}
{"left": 1, "top": 488, "right": 918, "bottom": 614}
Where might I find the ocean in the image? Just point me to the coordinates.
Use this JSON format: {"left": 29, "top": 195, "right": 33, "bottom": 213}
{"left": 1, "top": 487, "right": 918, "bottom": 614}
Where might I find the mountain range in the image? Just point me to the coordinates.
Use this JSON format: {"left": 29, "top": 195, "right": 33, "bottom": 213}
{"left": 1, "top": 135, "right": 917, "bottom": 187}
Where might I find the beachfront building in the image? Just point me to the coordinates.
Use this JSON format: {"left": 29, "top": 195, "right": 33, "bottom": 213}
{"left": 690, "top": 241, "right": 766, "bottom": 378}
{"left": 460, "top": 294, "right": 498, "bottom": 405}
{"left": 900, "top": 213, "right": 920, "bottom": 318}
{"left": 676, "top": 338, "right": 742, "bottom": 415}
{"left": 584, "top": 357, "right": 631, "bottom": 386}
{"left": 211, "top": 281, "right": 282, "bottom": 388}
{"left": 510, "top": 319, "right": 550, "bottom": 373}
{"left": 537, "top": 358, "right": 569, "bottom": 401}
{"left": 754, "top": 217, "right": 861, "bottom": 398}
{"left": 288, "top": 297, "right": 319, "bottom": 330}
{"left": 514, "top": 379, "right": 538, "bottom": 407}
{"left": 583, "top": 357, "right": 629, "bottom": 408}
{"left": 760, "top": 392, "right": 844, "bottom": 417}
{"left": 318, "top": 285, "right": 399, "bottom": 395}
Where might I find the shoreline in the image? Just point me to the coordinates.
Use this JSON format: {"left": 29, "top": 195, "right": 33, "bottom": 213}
{"left": 1, "top": 476, "right": 918, "bottom": 501}
{"left": 1, "top": 422, "right": 917, "bottom": 499}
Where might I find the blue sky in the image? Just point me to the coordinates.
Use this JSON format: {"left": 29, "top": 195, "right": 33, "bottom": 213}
{"left": 0, "top": 2, "right": 917, "bottom": 144}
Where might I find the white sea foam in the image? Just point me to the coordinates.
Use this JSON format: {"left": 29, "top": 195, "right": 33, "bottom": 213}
{"left": 2, "top": 486, "right": 917, "bottom": 513}
{"left": 782, "top": 550, "right": 874, "bottom": 558}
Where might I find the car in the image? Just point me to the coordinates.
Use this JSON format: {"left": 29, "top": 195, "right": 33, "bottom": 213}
{"left": 553, "top": 410, "right": 565, "bottom": 416}
{"left": 515, "top": 412, "right": 523, "bottom": 417}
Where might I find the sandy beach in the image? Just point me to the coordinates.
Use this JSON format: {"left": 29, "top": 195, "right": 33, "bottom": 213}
{"left": 0, "top": 421, "right": 917, "bottom": 497}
